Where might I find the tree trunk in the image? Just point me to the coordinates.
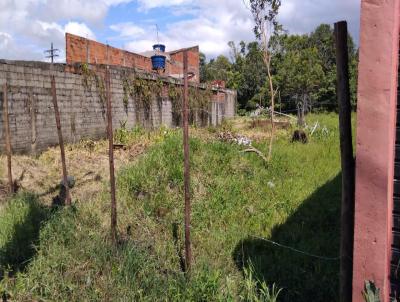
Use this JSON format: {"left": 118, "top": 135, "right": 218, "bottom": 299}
{"left": 261, "top": 30, "right": 275, "bottom": 162}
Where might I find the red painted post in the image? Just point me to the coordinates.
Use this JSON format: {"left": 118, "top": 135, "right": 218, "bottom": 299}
{"left": 106, "top": 66, "right": 117, "bottom": 243}
{"left": 183, "top": 50, "right": 192, "bottom": 272}
{"left": 51, "top": 75, "right": 71, "bottom": 205}
{"left": 3, "top": 83, "right": 13, "bottom": 194}
{"left": 353, "top": 1, "right": 400, "bottom": 300}
{"left": 334, "top": 20, "right": 355, "bottom": 302}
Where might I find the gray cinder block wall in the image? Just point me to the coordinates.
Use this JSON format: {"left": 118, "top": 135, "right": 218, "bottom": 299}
{"left": 0, "top": 60, "right": 236, "bottom": 154}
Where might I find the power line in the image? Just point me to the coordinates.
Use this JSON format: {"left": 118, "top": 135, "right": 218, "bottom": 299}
{"left": 44, "top": 42, "right": 59, "bottom": 63}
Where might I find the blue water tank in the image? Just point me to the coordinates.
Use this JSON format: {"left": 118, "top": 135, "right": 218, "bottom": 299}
{"left": 151, "top": 55, "right": 166, "bottom": 70}
{"left": 153, "top": 44, "right": 166, "bottom": 53}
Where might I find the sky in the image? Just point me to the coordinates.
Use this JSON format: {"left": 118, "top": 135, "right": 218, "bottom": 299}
{"left": 0, "top": 0, "right": 361, "bottom": 62}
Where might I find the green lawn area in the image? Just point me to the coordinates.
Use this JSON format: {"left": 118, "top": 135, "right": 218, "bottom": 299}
{"left": 0, "top": 113, "right": 346, "bottom": 301}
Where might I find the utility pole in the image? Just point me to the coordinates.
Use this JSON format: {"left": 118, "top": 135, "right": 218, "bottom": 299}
{"left": 45, "top": 43, "right": 59, "bottom": 63}
{"left": 334, "top": 20, "right": 355, "bottom": 302}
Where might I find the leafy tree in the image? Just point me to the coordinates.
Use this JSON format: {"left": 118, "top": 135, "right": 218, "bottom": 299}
{"left": 271, "top": 24, "right": 358, "bottom": 114}
{"left": 274, "top": 38, "right": 324, "bottom": 124}
{"left": 231, "top": 41, "right": 268, "bottom": 109}
{"left": 200, "top": 54, "right": 233, "bottom": 84}
{"left": 200, "top": 23, "right": 358, "bottom": 115}
{"left": 309, "top": 24, "right": 358, "bottom": 110}
{"left": 199, "top": 52, "right": 207, "bottom": 83}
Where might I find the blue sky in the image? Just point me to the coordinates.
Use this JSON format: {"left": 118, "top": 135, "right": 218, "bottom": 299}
{"left": 0, "top": 0, "right": 360, "bottom": 62}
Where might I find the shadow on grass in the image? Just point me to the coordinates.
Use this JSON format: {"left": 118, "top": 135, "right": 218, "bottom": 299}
{"left": 233, "top": 173, "right": 342, "bottom": 302}
{"left": 172, "top": 222, "right": 186, "bottom": 273}
{"left": 0, "top": 194, "right": 53, "bottom": 280}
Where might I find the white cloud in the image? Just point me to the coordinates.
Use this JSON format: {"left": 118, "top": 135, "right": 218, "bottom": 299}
{"left": 32, "top": 0, "right": 133, "bottom": 25}
{"left": 123, "top": 16, "right": 240, "bottom": 57}
{"left": 0, "top": 0, "right": 361, "bottom": 61}
{"left": 124, "top": 0, "right": 360, "bottom": 59}
{"left": 110, "top": 22, "right": 145, "bottom": 39}
{"left": 0, "top": 0, "right": 105, "bottom": 60}
{"left": 0, "top": 32, "right": 12, "bottom": 49}
{"left": 119, "top": 1, "right": 252, "bottom": 58}
{"left": 65, "top": 22, "right": 96, "bottom": 40}
{"left": 278, "top": 0, "right": 360, "bottom": 39}
{"left": 0, "top": 31, "right": 42, "bottom": 60}
{"left": 137, "top": 0, "right": 192, "bottom": 11}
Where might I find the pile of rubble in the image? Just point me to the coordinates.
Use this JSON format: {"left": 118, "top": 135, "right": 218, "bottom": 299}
{"left": 217, "top": 131, "right": 252, "bottom": 146}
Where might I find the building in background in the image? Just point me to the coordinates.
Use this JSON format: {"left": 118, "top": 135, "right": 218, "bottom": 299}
{"left": 0, "top": 34, "right": 236, "bottom": 154}
{"left": 65, "top": 33, "right": 200, "bottom": 82}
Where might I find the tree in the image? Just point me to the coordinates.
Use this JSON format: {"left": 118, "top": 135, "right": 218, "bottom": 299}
{"left": 245, "top": 0, "right": 282, "bottom": 162}
{"left": 274, "top": 39, "right": 324, "bottom": 125}
{"left": 229, "top": 41, "right": 267, "bottom": 109}
{"left": 309, "top": 24, "right": 358, "bottom": 110}
{"left": 201, "top": 23, "right": 359, "bottom": 115}
{"left": 199, "top": 52, "right": 207, "bottom": 83}
{"left": 271, "top": 24, "right": 358, "bottom": 115}
{"left": 199, "top": 54, "right": 232, "bottom": 84}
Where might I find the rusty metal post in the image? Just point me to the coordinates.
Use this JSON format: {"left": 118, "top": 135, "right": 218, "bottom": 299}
{"left": 183, "top": 50, "right": 192, "bottom": 272}
{"left": 3, "top": 83, "right": 13, "bottom": 194}
{"left": 106, "top": 66, "right": 117, "bottom": 243}
{"left": 334, "top": 21, "right": 355, "bottom": 302}
{"left": 51, "top": 75, "right": 71, "bottom": 205}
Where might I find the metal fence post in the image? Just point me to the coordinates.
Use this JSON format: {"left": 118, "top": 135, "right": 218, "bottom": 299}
{"left": 51, "top": 75, "right": 71, "bottom": 205}
{"left": 3, "top": 83, "right": 13, "bottom": 194}
{"left": 183, "top": 50, "right": 192, "bottom": 272}
{"left": 106, "top": 66, "right": 117, "bottom": 243}
{"left": 335, "top": 20, "right": 355, "bottom": 302}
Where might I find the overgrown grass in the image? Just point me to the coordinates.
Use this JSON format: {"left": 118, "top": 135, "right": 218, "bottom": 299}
{"left": 0, "top": 113, "right": 347, "bottom": 301}
{"left": 0, "top": 193, "right": 49, "bottom": 279}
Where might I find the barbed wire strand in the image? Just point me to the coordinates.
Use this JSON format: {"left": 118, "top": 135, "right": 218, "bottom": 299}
{"left": 250, "top": 235, "right": 340, "bottom": 261}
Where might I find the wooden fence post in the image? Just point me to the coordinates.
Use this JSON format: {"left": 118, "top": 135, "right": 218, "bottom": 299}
{"left": 106, "top": 66, "right": 117, "bottom": 243}
{"left": 51, "top": 75, "right": 71, "bottom": 205}
{"left": 334, "top": 20, "right": 355, "bottom": 302}
{"left": 183, "top": 50, "right": 192, "bottom": 272}
{"left": 3, "top": 83, "right": 13, "bottom": 194}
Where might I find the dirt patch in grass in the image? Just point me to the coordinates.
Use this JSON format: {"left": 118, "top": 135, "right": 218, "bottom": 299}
{"left": 249, "top": 119, "right": 292, "bottom": 130}
{"left": 226, "top": 116, "right": 295, "bottom": 142}
{"left": 0, "top": 138, "right": 151, "bottom": 204}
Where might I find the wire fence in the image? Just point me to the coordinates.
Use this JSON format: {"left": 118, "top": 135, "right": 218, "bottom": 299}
{"left": 250, "top": 235, "right": 340, "bottom": 261}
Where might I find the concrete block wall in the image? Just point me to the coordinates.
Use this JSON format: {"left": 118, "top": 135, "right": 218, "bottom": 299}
{"left": 0, "top": 60, "right": 236, "bottom": 154}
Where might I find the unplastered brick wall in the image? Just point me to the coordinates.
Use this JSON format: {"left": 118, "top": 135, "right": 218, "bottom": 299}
{"left": 66, "top": 33, "right": 200, "bottom": 83}
{"left": 0, "top": 60, "right": 236, "bottom": 154}
{"left": 168, "top": 48, "right": 199, "bottom": 81}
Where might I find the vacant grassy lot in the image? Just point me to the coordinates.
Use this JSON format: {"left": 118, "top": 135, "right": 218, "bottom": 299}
{"left": 0, "top": 113, "right": 346, "bottom": 301}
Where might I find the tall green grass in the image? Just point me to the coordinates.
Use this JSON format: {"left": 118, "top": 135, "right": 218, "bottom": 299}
{"left": 0, "top": 113, "right": 346, "bottom": 301}
{"left": 0, "top": 193, "right": 49, "bottom": 278}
